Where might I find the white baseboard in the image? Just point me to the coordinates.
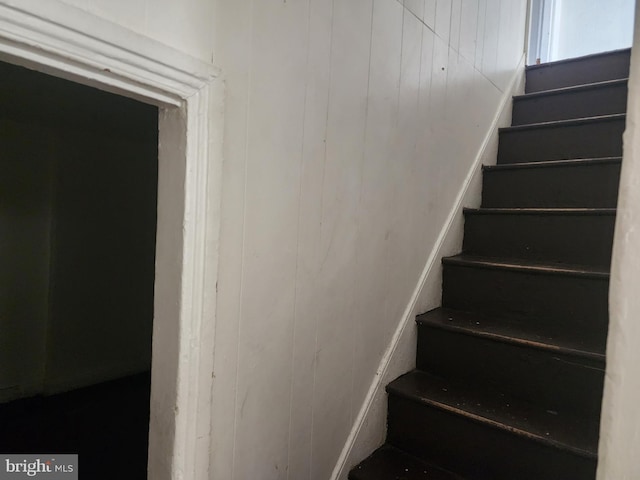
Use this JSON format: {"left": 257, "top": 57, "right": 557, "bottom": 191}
{"left": 330, "top": 55, "right": 526, "bottom": 480}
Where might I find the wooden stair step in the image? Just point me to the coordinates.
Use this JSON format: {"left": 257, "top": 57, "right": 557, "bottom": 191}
{"left": 416, "top": 307, "right": 604, "bottom": 362}
{"left": 497, "top": 114, "right": 625, "bottom": 164}
{"left": 442, "top": 254, "right": 609, "bottom": 278}
{"left": 442, "top": 255, "right": 609, "bottom": 349}
{"left": 481, "top": 157, "right": 622, "bottom": 208}
{"left": 387, "top": 371, "right": 598, "bottom": 479}
{"left": 512, "top": 78, "right": 628, "bottom": 125}
{"left": 349, "top": 445, "right": 466, "bottom": 480}
{"left": 462, "top": 207, "right": 616, "bottom": 268}
{"left": 416, "top": 307, "right": 605, "bottom": 416}
{"left": 525, "top": 47, "right": 630, "bottom": 93}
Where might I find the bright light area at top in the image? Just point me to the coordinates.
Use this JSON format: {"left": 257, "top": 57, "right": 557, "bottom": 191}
{"left": 528, "top": 0, "right": 636, "bottom": 65}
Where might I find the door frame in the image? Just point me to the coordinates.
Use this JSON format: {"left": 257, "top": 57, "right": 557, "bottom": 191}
{"left": 0, "top": 2, "right": 223, "bottom": 479}
{"left": 527, "top": 0, "right": 557, "bottom": 65}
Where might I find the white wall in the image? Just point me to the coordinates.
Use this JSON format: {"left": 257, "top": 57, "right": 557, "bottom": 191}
{"left": 211, "top": 1, "right": 527, "bottom": 478}
{"left": 549, "top": 0, "right": 635, "bottom": 61}
{"left": 58, "top": 0, "right": 215, "bottom": 62}
{"left": 597, "top": 2, "right": 640, "bottom": 478}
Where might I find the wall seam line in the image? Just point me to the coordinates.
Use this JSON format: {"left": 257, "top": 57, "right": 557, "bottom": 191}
{"left": 229, "top": 1, "right": 255, "bottom": 478}
{"left": 286, "top": 0, "right": 313, "bottom": 477}
{"left": 309, "top": 0, "right": 336, "bottom": 475}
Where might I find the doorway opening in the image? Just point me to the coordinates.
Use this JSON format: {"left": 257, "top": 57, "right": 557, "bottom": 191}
{"left": 527, "top": 0, "right": 635, "bottom": 65}
{"left": 0, "top": 60, "right": 158, "bottom": 478}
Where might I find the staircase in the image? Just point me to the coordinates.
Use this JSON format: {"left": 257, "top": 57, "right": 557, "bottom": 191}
{"left": 350, "top": 48, "right": 630, "bottom": 480}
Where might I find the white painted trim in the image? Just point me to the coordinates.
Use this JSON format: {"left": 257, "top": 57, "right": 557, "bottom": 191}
{"left": 331, "top": 55, "right": 527, "bottom": 480}
{"left": 0, "top": 0, "right": 219, "bottom": 104}
{"left": 0, "top": 2, "right": 223, "bottom": 479}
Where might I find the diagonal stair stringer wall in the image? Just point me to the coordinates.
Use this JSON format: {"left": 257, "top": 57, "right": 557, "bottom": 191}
{"left": 212, "top": 1, "right": 529, "bottom": 477}
{"left": 331, "top": 54, "right": 526, "bottom": 480}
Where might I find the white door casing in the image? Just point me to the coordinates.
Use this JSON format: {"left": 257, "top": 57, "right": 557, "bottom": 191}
{"left": 0, "top": 1, "right": 223, "bottom": 479}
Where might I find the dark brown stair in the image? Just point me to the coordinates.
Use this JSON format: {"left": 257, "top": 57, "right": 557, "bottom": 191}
{"left": 442, "top": 255, "right": 609, "bottom": 338}
{"left": 497, "top": 114, "right": 625, "bottom": 164}
{"left": 512, "top": 78, "right": 628, "bottom": 125}
{"left": 349, "top": 445, "right": 466, "bottom": 480}
{"left": 417, "top": 307, "right": 605, "bottom": 361}
{"left": 524, "top": 48, "right": 630, "bottom": 93}
{"left": 481, "top": 157, "right": 622, "bottom": 208}
{"left": 387, "top": 371, "right": 598, "bottom": 480}
{"left": 349, "top": 48, "right": 627, "bottom": 480}
{"left": 417, "top": 308, "right": 605, "bottom": 416}
{"left": 462, "top": 208, "right": 615, "bottom": 268}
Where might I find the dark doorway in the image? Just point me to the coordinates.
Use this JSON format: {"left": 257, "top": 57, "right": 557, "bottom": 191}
{"left": 0, "top": 61, "right": 158, "bottom": 479}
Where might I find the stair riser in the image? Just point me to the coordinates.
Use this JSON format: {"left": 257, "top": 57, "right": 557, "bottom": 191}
{"left": 442, "top": 264, "right": 609, "bottom": 348}
{"left": 387, "top": 395, "right": 597, "bottom": 480}
{"left": 417, "top": 327, "right": 605, "bottom": 416}
{"left": 482, "top": 162, "right": 621, "bottom": 208}
{"left": 463, "top": 212, "right": 615, "bottom": 268}
{"left": 513, "top": 82, "right": 628, "bottom": 125}
{"left": 498, "top": 118, "right": 625, "bottom": 164}
{"left": 525, "top": 49, "right": 630, "bottom": 93}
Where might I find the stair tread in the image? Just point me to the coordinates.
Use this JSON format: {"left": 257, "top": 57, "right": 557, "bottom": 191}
{"left": 443, "top": 254, "right": 609, "bottom": 279}
{"left": 464, "top": 207, "right": 616, "bottom": 216}
{"left": 387, "top": 371, "right": 599, "bottom": 459}
{"left": 500, "top": 113, "right": 625, "bottom": 132}
{"left": 349, "top": 445, "right": 466, "bottom": 480}
{"left": 483, "top": 156, "right": 622, "bottom": 172}
{"left": 416, "top": 307, "right": 605, "bottom": 361}
{"left": 514, "top": 77, "right": 628, "bottom": 100}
